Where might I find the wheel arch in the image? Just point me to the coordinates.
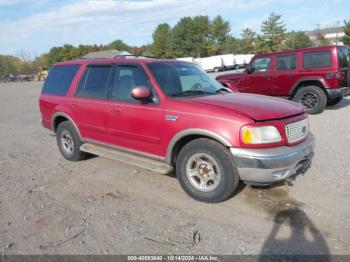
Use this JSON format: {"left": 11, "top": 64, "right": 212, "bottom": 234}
{"left": 51, "top": 112, "right": 82, "bottom": 140}
{"left": 290, "top": 78, "right": 329, "bottom": 98}
{"left": 165, "top": 129, "right": 232, "bottom": 165}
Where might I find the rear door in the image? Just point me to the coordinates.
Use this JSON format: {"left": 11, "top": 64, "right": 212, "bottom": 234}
{"left": 238, "top": 56, "right": 274, "bottom": 94}
{"left": 70, "top": 64, "right": 112, "bottom": 142}
{"left": 273, "top": 53, "right": 298, "bottom": 96}
{"left": 106, "top": 63, "right": 164, "bottom": 157}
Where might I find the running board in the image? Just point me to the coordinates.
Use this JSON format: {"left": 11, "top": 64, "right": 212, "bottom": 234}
{"left": 80, "top": 143, "right": 173, "bottom": 174}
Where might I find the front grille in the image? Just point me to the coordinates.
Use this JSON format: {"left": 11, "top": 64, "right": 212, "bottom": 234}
{"left": 285, "top": 118, "right": 309, "bottom": 143}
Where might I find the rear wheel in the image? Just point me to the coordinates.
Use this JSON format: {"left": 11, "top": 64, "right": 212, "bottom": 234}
{"left": 175, "top": 138, "right": 239, "bottom": 203}
{"left": 293, "top": 86, "right": 327, "bottom": 114}
{"left": 56, "top": 121, "right": 85, "bottom": 161}
{"left": 327, "top": 97, "right": 343, "bottom": 106}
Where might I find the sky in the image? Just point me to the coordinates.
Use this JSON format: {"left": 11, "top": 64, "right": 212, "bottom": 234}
{"left": 0, "top": 0, "right": 349, "bottom": 57}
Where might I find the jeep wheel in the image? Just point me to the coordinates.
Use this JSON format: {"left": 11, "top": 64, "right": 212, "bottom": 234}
{"left": 56, "top": 121, "right": 85, "bottom": 161}
{"left": 176, "top": 138, "right": 239, "bottom": 203}
{"left": 293, "top": 86, "right": 327, "bottom": 114}
{"left": 327, "top": 97, "right": 343, "bottom": 106}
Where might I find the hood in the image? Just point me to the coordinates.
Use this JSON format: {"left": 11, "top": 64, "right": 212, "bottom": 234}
{"left": 188, "top": 93, "right": 305, "bottom": 121}
{"left": 216, "top": 72, "right": 244, "bottom": 81}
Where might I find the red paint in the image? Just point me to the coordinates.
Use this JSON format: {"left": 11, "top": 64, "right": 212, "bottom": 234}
{"left": 39, "top": 58, "right": 308, "bottom": 159}
{"left": 216, "top": 45, "right": 348, "bottom": 96}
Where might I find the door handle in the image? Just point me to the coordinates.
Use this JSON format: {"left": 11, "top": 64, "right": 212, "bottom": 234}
{"left": 70, "top": 102, "right": 78, "bottom": 108}
{"left": 287, "top": 74, "right": 295, "bottom": 77}
{"left": 264, "top": 76, "right": 272, "bottom": 80}
{"left": 111, "top": 108, "right": 121, "bottom": 114}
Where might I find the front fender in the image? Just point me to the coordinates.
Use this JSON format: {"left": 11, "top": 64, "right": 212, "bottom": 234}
{"left": 218, "top": 79, "right": 240, "bottom": 93}
{"left": 165, "top": 128, "right": 232, "bottom": 164}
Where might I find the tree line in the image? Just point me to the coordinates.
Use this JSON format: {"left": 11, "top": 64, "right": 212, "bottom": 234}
{"left": 1, "top": 12, "right": 350, "bottom": 76}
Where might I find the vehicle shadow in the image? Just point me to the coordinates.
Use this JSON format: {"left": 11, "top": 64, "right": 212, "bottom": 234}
{"left": 326, "top": 97, "right": 350, "bottom": 110}
{"left": 259, "top": 207, "right": 330, "bottom": 260}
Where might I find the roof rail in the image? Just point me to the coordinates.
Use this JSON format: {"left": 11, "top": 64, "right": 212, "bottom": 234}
{"left": 71, "top": 54, "right": 159, "bottom": 60}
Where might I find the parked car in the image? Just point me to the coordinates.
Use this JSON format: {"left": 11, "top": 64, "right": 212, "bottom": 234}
{"left": 194, "top": 56, "right": 224, "bottom": 72}
{"left": 216, "top": 45, "right": 350, "bottom": 114}
{"left": 39, "top": 58, "right": 315, "bottom": 203}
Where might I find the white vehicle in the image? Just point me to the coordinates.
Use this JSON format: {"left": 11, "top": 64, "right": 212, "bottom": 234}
{"left": 176, "top": 57, "right": 195, "bottom": 63}
{"left": 194, "top": 56, "right": 224, "bottom": 72}
{"left": 220, "top": 54, "right": 236, "bottom": 70}
{"left": 234, "top": 54, "right": 254, "bottom": 68}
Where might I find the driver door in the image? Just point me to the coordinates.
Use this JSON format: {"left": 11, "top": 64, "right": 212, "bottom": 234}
{"left": 239, "top": 56, "right": 273, "bottom": 94}
{"left": 105, "top": 63, "right": 164, "bottom": 157}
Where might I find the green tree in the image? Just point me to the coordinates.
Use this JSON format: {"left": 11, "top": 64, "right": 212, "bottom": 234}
{"left": 103, "top": 39, "right": 131, "bottom": 52}
{"left": 286, "top": 31, "right": 313, "bottom": 49}
{"left": 258, "top": 12, "right": 287, "bottom": 53}
{"left": 169, "top": 17, "right": 199, "bottom": 57}
{"left": 240, "top": 28, "right": 257, "bottom": 53}
{"left": 208, "top": 15, "right": 231, "bottom": 54}
{"left": 150, "top": 23, "right": 172, "bottom": 58}
{"left": 221, "top": 36, "right": 241, "bottom": 54}
{"left": 342, "top": 20, "right": 350, "bottom": 45}
{"left": 312, "top": 28, "right": 331, "bottom": 46}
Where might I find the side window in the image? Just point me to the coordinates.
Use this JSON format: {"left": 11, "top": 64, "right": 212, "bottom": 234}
{"left": 76, "top": 66, "right": 111, "bottom": 99}
{"left": 251, "top": 57, "right": 271, "bottom": 73}
{"left": 42, "top": 65, "right": 80, "bottom": 95}
{"left": 112, "top": 65, "right": 154, "bottom": 102}
{"left": 338, "top": 47, "right": 350, "bottom": 68}
{"left": 303, "top": 51, "right": 331, "bottom": 68}
{"left": 277, "top": 54, "right": 297, "bottom": 71}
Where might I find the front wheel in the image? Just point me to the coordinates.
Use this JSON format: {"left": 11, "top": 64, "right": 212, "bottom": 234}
{"left": 293, "top": 86, "right": 327, "bottom": 114}
{"left": 175, "top": 138, "right": 239, "bottom": 203}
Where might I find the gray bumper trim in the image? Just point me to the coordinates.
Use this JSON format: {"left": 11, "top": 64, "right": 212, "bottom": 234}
{"left": 230, "top": 134, "right": 315, "bottom": 183}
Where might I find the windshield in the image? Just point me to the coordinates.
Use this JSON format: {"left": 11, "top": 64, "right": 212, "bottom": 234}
{"left": 147, "top": 61, "right": 225, "bottom": 97}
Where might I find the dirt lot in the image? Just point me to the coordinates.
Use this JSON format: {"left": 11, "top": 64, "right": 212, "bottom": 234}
{"left": 0, "top": 81, "right": 349, "bottom": 255}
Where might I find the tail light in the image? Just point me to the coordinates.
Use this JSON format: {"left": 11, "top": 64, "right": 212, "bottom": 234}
{"left": 325, "top": 72, "right": 344, "bottom": 81}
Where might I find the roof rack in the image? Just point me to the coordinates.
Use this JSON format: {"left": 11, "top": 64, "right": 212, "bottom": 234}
{"left": 72, "top": 54, "right": 159, "bottom": 61}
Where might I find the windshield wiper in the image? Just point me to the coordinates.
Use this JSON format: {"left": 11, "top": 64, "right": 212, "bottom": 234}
{"left": 169, "top": 90, "right": 214, "bottom": 97}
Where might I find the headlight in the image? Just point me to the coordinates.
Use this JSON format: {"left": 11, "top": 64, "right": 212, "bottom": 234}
{"left": 241, "top": 126, "right": 282, "bottom": 144}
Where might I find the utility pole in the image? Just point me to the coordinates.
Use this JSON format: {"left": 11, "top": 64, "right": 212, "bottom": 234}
{"left": 335, "top": 21, "right": 340, "bottom": 45}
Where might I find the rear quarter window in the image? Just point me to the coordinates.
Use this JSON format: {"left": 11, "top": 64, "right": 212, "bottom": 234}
{"left": 303, "top": 51, "right": 331, "bottom": 69}
{"left": 42, "top": 65, "right": 80, "bottom": 95}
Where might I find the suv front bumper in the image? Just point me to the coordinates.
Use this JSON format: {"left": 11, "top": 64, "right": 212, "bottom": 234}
{"left": 230, "top": 134, "right": 315, "bottom": 185}
{"left": 326, "top": 87, "right": 350, "bottom": 100}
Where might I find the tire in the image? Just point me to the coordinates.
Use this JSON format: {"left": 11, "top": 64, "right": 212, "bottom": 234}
{"left": 56, "top": 121, "right": 85, "bottom": 161}
{"left": 326, "top": 97, "right": 343, "bottom": 106}
{"left": 175, "top": 138, "right": 240, "bottom": 203}
{"left": 293, "top": 86, "right": 327, "bottom": 115}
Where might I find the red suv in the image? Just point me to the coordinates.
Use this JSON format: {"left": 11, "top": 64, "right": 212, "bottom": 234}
{"left": 39, "top": 58, "right": 315, "bottom": 202}
{"left": 216, "top": 45, "right": 350, "bottom": 114}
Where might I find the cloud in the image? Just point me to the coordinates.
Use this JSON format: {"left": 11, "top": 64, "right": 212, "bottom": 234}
{"left": 0, "top": 0, "right": 330, "bottom": 55}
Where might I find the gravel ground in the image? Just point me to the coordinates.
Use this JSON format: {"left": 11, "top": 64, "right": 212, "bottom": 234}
{"left": 0, "top": 81, "right": 349, "bottom": 255}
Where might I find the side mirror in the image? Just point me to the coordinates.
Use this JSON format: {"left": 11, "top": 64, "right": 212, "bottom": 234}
{"left": 246, "top": 65, "right": 254, "bottom": 74}
{"left": 131, "top": 86, "right": 152, "bottom": 100}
